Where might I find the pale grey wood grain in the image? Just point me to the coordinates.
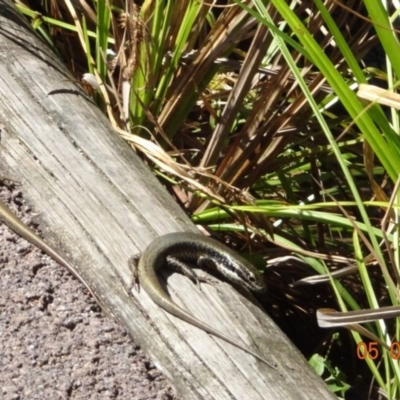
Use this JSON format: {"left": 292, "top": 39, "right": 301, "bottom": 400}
{"left": 0, "top": 1, "right": 335, "bottom": 399}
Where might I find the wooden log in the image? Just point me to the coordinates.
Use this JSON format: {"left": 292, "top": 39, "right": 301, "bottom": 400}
{"left": 0, "top": 1, "right": 335, "bottom": 399}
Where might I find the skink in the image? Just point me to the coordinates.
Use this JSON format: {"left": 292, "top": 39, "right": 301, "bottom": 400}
{"left": 0, "top": 198, "right": 96, "bottom": 300}
{"left": 131, "top": 232, "right": 277, "bottom": 369}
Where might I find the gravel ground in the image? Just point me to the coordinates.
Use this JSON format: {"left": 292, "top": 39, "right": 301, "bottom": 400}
{"left": 0, "top": 183, "right": 178, "bottom": 400}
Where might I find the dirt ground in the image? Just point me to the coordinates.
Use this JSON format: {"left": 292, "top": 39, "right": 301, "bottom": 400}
{"left": 0, "top": 183, "right": 179, "bottom": 400}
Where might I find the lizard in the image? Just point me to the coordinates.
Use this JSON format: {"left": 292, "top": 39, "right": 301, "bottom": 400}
{"left": 0, "top": 197, "right": 97, "bottom": 301}
{"left": 130, "top": 231, "right": 277, "bottom": 370}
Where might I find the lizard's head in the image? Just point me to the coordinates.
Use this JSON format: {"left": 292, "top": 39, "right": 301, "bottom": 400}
{"left": 206, "top": 249, "right": 267, "bottom": 294}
